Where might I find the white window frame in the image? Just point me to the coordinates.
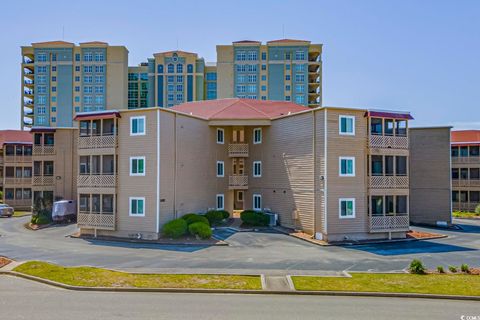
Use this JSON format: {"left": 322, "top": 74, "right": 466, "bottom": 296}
{"left": 339, "top": 115, "right": 356, "bottom": 136}
{"left": 253, "top": 128, "right": 262, "bottom": 144}
{"left": 253, "top": 161, "right": 262, "bottom": 178}
{"left": 216, "top": 161, "right": 224, "bottom": 177}
{"left": 339, "top": 157, "right": 355, "bottom": 177}
{"left": 129, "top": 197, "right": 145, "bottom": 217}
{"left": 339, "top": 198, "right": 356, "bottom": 219}
{"left": 130, "top": 116, "right": 146, "bottom": 136}
{"left": 216, "top": 128, "right": 224, "bottom": 144}
{"left": 130, "top": 156, "right": 146, "bottom": 176}
{"left": 216, "top": 194, "right": 224, "bottom": 210}
{"left": 253, "top": 194, "right": 262, "bottom": 211}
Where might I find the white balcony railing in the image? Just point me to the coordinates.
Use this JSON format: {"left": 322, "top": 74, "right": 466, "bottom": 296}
{"left": 228, "top": 144, "right": 249, "bottom": 157}
{"left": 369, "top": 176, "right": 409, "bottom": 189}
{"left": 229, "top": 175, "right": 248, "bottom": 189}
{"left": 369, "top": 135, "right": 409, "bottom": 150}
{"left": 33, "top": 145, "right": 55, "bottom": 155}
{"left": 32, "top": 175, "right": 54, "bottom": 186}
{"left": 78, "top": 135, "right": 117, "bottom": 149}
{"left": 77, "top": 175, "right": 117, "bottom": 188}
{"left": 370, "top": 215, "right": 410, "bottom": 233}
{"left": 77, "top": 212, "right": 115, "bottom": 230}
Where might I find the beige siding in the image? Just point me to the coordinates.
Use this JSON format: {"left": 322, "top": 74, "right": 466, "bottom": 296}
{"left": 409, "top": 127, "right": 452, "bottom": 225}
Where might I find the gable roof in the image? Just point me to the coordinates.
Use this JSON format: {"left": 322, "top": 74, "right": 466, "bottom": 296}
{"left": 171, "top": 98, "right": 310, "bottom": 120}
{"left": 0, "top": 130, "right": 32, "bottom": 146}
{"left": 451, "top": 130, "right": 480, "bottom": 145}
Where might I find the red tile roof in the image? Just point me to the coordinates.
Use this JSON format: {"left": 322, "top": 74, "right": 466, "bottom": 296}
{"left": 451, "top": 130, "right": 480, "bottom": 144}
{"left": 0, "top": 130, "right": 32, "bottom": 146}
{"left": 171, "top": 99, "right": 310, "bottom": 120}
{"left": 31, "top": 40, "right": 74, "bottom": 46}
{"left": 154, "top": 50, "right": 198, "bottom": 56}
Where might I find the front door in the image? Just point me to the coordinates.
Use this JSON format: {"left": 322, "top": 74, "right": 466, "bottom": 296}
{"left": 234, "top": 190, "right": 244, "bottom": 211}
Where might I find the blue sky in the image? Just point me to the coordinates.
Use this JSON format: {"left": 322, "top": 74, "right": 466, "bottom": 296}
{"left": 0, "top": 0, "right": 478, "bottom": 130}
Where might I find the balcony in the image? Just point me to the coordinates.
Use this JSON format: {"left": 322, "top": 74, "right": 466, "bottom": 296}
{"left": 4, "top": 155, "right": 32, "bottom": 163}
{"left": 452, "top": 179, "right": 480, "bottom": 187}
{"left": 77, "top": 212, "right": 115, "bottom": 230}
{"left": 369, "top": 135, "right": 409, "bottom": 150}
{"left": 369, "top": 176, "right": 409, "bottom": 189}
{"left": 78, "top": 135, "right": 117, "bottom": 150}
{"left": 452, "top": 156, "right": 480, "bottom": 164}
{"left": 453, "top": 202, "right": 480, "bottom": 212}
{"left": 33, "top": 175, "right": 54, "bottom": 186}
{"left": 370, "top": 215, "right": 410, "bottom": 233}
{"left": 228, "top": 144, "right": 249, "bottom": 157}
{"left": 4, "top": 177, "right": 32, "bottom": 185}
{"left": 229, "top": 175, "right": 248, "bottom": 190}
{"left": 33, "top": 145, "right": 56, "bottom": 156}
{"left": 77, "top": 175, "right": 117, "bottom": 188}
{"left": 4, "top": 199, "right": 32, "bottom": 209}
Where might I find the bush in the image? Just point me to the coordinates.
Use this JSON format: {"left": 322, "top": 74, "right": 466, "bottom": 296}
{"left": 240, "top": 210, "right": 270, "bottom": 227}
{"left": 36, "top": 215, "right": 51, "bottom": 225}
{"left": 449, "top": 266, "right": 457, "bottom": 273}
{"left": 205, "top": 210, "right": 228, "bottom": 225}
{"left": 409, "top": 259, "right": 426, "bottom": 274}
{"left": 461, "top": 264, "right": 470, "bottom": 273}
{"left": 162, "top": 219, "right": 188, "bottom": 239}
{"left": 475, "top": 205, "right": 480, "bottom": 215}
{"left": 437, "top": 266, "right": 445, "bottom": 273}
{"left": 188, "top": 222, "right": 212, "bottom": 239}
{"left": 31, "top": 216, "right": 37, "bottom": 224}
{"left": 181, "top": 213, "right": 210, "bottom": 226}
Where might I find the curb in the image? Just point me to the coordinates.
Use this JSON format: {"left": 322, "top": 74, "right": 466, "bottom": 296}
{"left": 69, "top": 234, "right": 229, "bottom": 246}
{"left": 2, "top": 271, "right": 479, "bottom": 301}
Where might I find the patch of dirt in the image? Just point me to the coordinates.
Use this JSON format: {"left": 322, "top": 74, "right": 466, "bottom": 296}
{"left": 0, "top": 257, "right": 12, "bottom": 268}
{"left": 407, "top": 230, "right": 445, "bottom": 239}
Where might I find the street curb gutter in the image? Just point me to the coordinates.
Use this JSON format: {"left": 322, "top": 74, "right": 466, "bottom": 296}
{"left": 2, "top": 271, "right": 480, "bottom": 301}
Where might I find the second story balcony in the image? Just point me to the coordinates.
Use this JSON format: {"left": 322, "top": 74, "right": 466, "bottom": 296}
{"left": 77, "top": 174, "right": 117, "bottom": 189}
{"left": 369, "top": 175, "right": 409, "bottom": 189}
{"left": 32, "top": 175, "right": 54, "bottom": 186}
{"left": 452, "top": 179, "right": 480, "bottom": 188}
{"left": 229, "top": 175, "right": 248, "bottom": 190}
{"left": 78, "top": 134, "right": 117, "bottom": 149}
{"left": 228, "top": 143, "right": 249, "bottom": 157}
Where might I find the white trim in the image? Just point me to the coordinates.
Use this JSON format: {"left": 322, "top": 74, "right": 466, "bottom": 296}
{"left": 339, "top": 115, "right": 355, "bottom": 136}
{"left": 216, "top": 128, "right": 225, "bottom": 144}
{"left": 253, "top": 194, "right": 262, "bottom": 211}
{"left": 253, "top": 128, "right": 262, "bottom": 144}
{"left": 216, "top": 194, "right": 224, "bottom": 210}
{"left": 156, "top": 109, "right": 160, "bottom": 233}
{"left": 130, "top": 156, "right": 146, "bottom": 176}
{"left": 253, "top": 161, "right": 262, "bottom": 177}
{"left": 130, "top": 116, "right": 146, "bottom": 136}
{"left": 216, "top": 161, "right": 225, "bottom": 177}
{"left": 339, "top": 156, "right": 355, "bottom": 177}
{"left": 129, "top": 197, "right": 145, "bottom": 217}
{"left": 339, "top": 198, "right": 355, "bottom": 219}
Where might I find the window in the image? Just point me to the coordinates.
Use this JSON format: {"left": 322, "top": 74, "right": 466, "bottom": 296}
{"left": 370, "top": 118, "right": 383, "bottom": 135}
{"left": 396, "top": 156, "right": 407, "bottom": 175}
{"left": 167, "top": 64, "right": 174, "bottom": 73}
{"left": 75, "top": 66, "right": 80, "bottom": 72}
{"left": 94, "top": 53, "right": 104, "bottom": 62}
{"left": 206, "top": 72, "right": 217, "bottom": 81}
{"left": 371, "top": 155, "right": 383, "bottom": 176}
{"left": 236, "top": 51, "right": 246, "bottom": 61}
{"left": 216, "top": 194, "right": 224, "bottom": 210}
{"left": 396, "top": 196, "right": 408, "bottom": 214}
{"left": 285, "top": 85, "right": 291, "bottom": 91}
{"left": 385, "top": 156, "right": 394, "bottom": 175}
{"left": 385, "top": 119, "right": 394, "bottom": 135}
{"left": 286, "top": 64, "right": 291, "bottom": 70}
{"left": 471, "top": 168, "right": 480, "bottom": 180}
{"left": 176, "top": 64, "right": 183, "bottom": 73}
{"left": 285, "top": 75, "right": 291, "bottom": 81}
{"left": 253, "top": 194, "right": 262, "bottom": 211}
{"left": 261, "top": 52, "right": 267, "bottom": 60}
{"left": 295, "top": 64, "right": 306, "bottom": 72}
{"left": 295, "top": 84, "right": 305, "bottom": 93}
{"left": 470, "top": 146, "right": 480, "bottom": 157}
{"left": 37, "top": 53, "right": 47, "bottom": 62}
{"left": 51, "top": 117, "right": 56, "bottom": 123}
{"left": 261, "top": 64, "right": 266, "bottom": 70}
{"left": 75, "top": 53, "right": 80, "bottom": 61}
{"left": 130, "top": 157, "right": 145, "bottom": 176}
{"left": 371, "top": 196, "right": 383, "bottom": 215}
{"left": 84, "top": 76, "right": 93, "bottom": 83}
{"left": 52, "top": 86, "right": 57, "bottom": 92}
{"left": 51, "top": 66, "right": 56, "bottom": 72}
{"left": 95, "top": 65, "right": 104, "bottom": 73}
{"left": 285, "top": 96, "right": 291, "bottom": 101}
{"left": 339, "top": 115, "right": 355, "bottom": 135}
{"left": 395, "top": 120, "right": 407, "bottom": 136}
{"left": 247, "top": 51, "right": 258, "bottom": 60}
{"left": 295, "top": 74, "right": 305, "bottom": 82}
{"left": 129, "top": 197, "right": 145, "bottom": 216}
{"left": 177, "top": 75, "right": 183, "bottom": 83}
{"left": 84, "top": 66, "right": 93, "bottom": 73}
{"left": 295, "top": 95, "right": 305, "bottom": 104}
{"left": 216, "top": 128, "right": 224, "bottom": 144}
{"left": 460, "top": 146, "right": 469, "bottom": 157}
{"left": 52, "top": 76, "right": 56, "bottom": 82}
{"left": 261, "top": 75, "right": 266, "bottom": 81}
{"left": 295, "top": 50, "right": 305, "bottom": 60}
{"left": 130, "top": 116, "right": 145, "bottom": 135}
{"left": 187, "top": 64, "right": 193, "bottom": 73}
{"left": 253, "top": 161, "right": 262, "bottom": 177}
{"left": 451, "top": 168, "right": 459, "bottom": 180}
{"left": 253, "top": 128, "right": 262, "bottom": 144}
{"left": 216, "top": 161, "right": 224, "bottom": 177}
{"left": 339, "top": 198, "right": 355, "bottom": 218}
{"left": 460, "top": 168, "right": 469, "bottom": 180}
{"left": 339, "top": 157, "right": 355, "bottom": 177}
{"left": 84, "top": 53, "right": 93, "bottom": 61}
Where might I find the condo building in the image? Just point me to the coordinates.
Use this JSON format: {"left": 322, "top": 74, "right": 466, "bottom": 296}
{"left": 0, "top": 130, "right": 33, "bottom": 210}
{"left": 127, "top": 63, "right": 149, "bottom": 109}
{"left": 72, "top": 99, "right": 412, "bottom": 242}
{"left": 21, "top": 41, "right": 128, "bottom": 128}
{"left": 451, "top": 130, "right": 480, "bottom": 212}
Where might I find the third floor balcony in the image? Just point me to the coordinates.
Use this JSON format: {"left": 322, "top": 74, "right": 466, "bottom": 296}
{"left": 228, "top": 143, "right": 249, "bottom": 157}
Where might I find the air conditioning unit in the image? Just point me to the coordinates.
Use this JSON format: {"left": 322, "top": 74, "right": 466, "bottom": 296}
{"left": 264, "top": 212, "right": 278, "bottom": 227}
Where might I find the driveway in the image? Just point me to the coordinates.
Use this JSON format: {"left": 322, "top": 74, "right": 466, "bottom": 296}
{"left": 0, "top": 216, "right": 479, "bottom": 274}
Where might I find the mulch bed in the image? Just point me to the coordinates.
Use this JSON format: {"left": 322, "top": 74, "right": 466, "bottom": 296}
{"left": 407, "top": 230, "right": 445, "bottom": 239}
{"left": 0, "top": 257, "right": 12, "bottom": 268}
{"left": 24, "top": 222, "right": 54, "bottom": 231}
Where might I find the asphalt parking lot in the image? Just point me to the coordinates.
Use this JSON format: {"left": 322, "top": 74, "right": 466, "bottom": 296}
{"left": 0, "top": 216, "right": 478, "bottom": 274}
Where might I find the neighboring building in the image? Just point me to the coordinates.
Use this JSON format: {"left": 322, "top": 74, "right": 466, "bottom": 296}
{"left": 127, "top": 63, "right": 149, "bottom": 109}
{"left": 451, "top": 130, "right": 480, "bottom": 212}
{"left": 72, "top": 99, "right": 412, "bottom": 242}
{"left": 216, "top": 39, "right": 322, "bottom": 107}
{"left": 205, "top": 63, "right": 217, "bottom": 100}
{"left": 409, "top": 127, "right": 452, "bottom": 226}
{"left": 147, "top": 51, "right": 206, "bottom": 108}
{"left": 0, "top": 130, "right": 33, "bottom": 210}
{"left": 31, "top": 127, "right": 78, "bottom": 206}
{"left": 21, "top": 41, "right": 128, "bottom": 128}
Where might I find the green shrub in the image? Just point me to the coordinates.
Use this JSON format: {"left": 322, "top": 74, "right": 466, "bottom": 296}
{"left": 162, "top": 219, "right": 188, "bottom": 239}
{"left": 36, "top": 215, "right": 51, "bottom": 225}
{"left": 461, "top": 264, "right": 470, "bottom": 273}
{"left": 409, "top": 259, "right": 426, "bottom": 274}
{"left": 475, "top": 205, "right": 480, "bottom": 215}
{"left": 219, "top": 210, "right": 230, "bottom": 220}
{"left": 181, "top": 213, "right": 210, "bottom": 226}
{"left": 437, "top": 266, "right": 445, "bottom": 273}
{"left": 205, "top": 210, "right": 228, "bottom": 225}
{"left": 31, "top": 216, "right": 37, "bottom": 225}
{"left": 188, "top": 222, "right": 212, "bottom": 239}
{"left": 449, "top": 266, "right": 457, "bottom": 273}
{"left": 240, "top": 210, "right": 269, "bottom": 227}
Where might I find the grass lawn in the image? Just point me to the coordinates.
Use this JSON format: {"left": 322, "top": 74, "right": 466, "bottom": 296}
{"left": 453, "top": 211, "right": 480, "bottom": 219}
{"left": 292, "top": 273, "right": 480, "bottom": 296}
{"left": 14, "top": 261, "right": 262, "bottom": 290}
{"left": 13, "top": 211, "right": 32, "bottom": 217}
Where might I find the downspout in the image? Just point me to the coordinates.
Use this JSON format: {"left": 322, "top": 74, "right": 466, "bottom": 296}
{"left": 312, "top": 109, "right": 316, "bottom": 238}
{"left": 156, "top": 109, "right": 160, "bottom": 234}
{"left": 323, "top": 109, "right": 328, "bottom": 237}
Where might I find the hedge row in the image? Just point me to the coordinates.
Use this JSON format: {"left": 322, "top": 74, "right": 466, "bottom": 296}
{"left": 240, "top": 210, "right": 270, "bottom": 226}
